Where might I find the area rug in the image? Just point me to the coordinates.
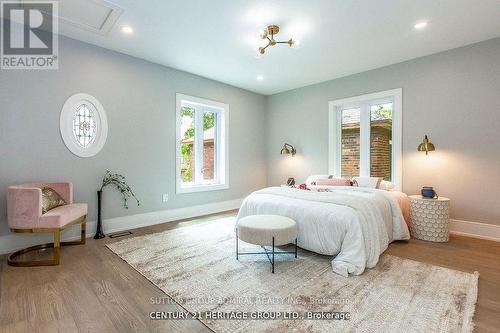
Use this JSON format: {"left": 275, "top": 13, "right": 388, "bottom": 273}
{"left": 107, "top": 217, "right": 478, "bottom": 333}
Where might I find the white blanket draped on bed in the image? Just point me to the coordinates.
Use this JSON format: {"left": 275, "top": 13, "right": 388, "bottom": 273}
{"left": 237, "top": 186, "right": 410, "bottom": 277}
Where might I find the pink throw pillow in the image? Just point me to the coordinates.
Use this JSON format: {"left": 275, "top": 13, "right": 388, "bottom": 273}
{"left": 315, "top": 178, "right": 351, "bottom": 186}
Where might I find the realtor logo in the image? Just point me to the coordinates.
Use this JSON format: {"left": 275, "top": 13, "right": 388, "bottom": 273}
{"left": 1, "top": 0, "right": 58, "bottom": 69}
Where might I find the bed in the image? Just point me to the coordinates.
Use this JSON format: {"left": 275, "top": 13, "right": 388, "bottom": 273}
{"left": 237, "top": 183, "right": 410, "bottom": 277}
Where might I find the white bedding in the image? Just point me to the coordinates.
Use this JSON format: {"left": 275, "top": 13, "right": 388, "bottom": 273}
{"left": 237, "top": 186, "right": 410, "bottom": 277}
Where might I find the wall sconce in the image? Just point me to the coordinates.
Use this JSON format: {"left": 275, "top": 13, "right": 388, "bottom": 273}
{"left": 417, "top": 135, "right": 435, "bottom": 155}
{"left": 280, "top": 143, "right": 296, "bottom": 156}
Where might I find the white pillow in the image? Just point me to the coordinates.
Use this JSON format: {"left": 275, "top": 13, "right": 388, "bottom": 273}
{"left": 352, "top": 176, "right": 382, "bottom": 189}
{"left": 378, "top": 180, "right": 395, "bottom": 191}
{"left": 305, "top": 175, "right": 330, "bottom": 186}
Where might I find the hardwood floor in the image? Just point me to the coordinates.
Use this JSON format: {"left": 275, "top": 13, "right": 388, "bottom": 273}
{"left": 1, "top": 210, "right": 499, "bottom": 333}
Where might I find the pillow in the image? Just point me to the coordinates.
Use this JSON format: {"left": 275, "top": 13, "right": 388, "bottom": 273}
{"left": 305, "top": 175, "right": 330, "bottom": 186}
{"left": 378, "top": 180, "right": 395, "bottom": 191}
{"left": 352, "top": 176, "right": 382, "bottom": 189}
{"left": 315, "top": 178, "right": 351, "bottom": 186}
{"left": 41, "top": 187, "right": 66, "bottom": 214}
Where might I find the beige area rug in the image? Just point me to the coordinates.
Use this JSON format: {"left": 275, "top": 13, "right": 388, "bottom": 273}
{"left": 107, "top": 217, "right": 478, "bottom": 333}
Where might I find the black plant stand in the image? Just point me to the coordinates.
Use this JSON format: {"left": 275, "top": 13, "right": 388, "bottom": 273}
{"left": 94, "top": 190, "right": 105, "bottom": 239}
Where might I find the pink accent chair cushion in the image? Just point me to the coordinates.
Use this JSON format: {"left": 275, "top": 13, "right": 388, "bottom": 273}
{"left": 7, "top": 182, "right": 87, "bottom": 229}
{"left": 39, "top": 204, "right": 88, "bottom": 228}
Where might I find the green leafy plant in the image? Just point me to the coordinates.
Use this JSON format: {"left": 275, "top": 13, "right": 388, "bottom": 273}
{"left": 180, "top": 106, "right": 193, "bottom": 118}
{"left": 203, "top": 112, "right": 215, "bottom": 130}
{"left": 181, "top": 143, "right": 192, "bottom": 181}
{"left": 371, "top": 105, "right": 393, "bottom": 120}
{"left": 100, "top": 170, "right": 140, "bottom": 209}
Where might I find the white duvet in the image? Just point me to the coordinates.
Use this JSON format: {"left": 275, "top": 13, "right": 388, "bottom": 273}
{"left": 237, "top": 186, "right": 410, "bottom": 277}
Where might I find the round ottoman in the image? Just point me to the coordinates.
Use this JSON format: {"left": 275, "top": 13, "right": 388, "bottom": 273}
{"left": 236, "top": 215, "right": 298, "bottom": 273}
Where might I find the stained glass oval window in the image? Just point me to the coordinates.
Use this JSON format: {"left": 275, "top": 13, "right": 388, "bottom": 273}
{"left": 60, "top": 93, "right": 108, "bottom": 157}
{"left": 72, "top": 103, "right": 97, "bottom": 148}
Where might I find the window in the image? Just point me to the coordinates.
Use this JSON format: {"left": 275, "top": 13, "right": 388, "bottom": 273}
{"left": 60, "top": 93, "right": 108, "bottom": 158}
{"left": 73, "top": 103, "right": 97, "bottom": 148}
{"left": 370, "top": 103, "right": 393, "bottom": 181}
{"left": 176, "top": 93, "right": 229, "bottom": 193}
{"left": 328, "top": 89, "right": 402, "bottom": 189}
{"left": 340, "top": 108, "right": 361, "bottom": 178}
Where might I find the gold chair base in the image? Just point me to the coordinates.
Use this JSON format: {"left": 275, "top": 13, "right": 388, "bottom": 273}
{"left": 8, "top": 215, "right": 86, "bottom": 267}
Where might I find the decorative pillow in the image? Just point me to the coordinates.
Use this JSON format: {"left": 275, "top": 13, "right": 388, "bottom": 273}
{"left": 305, "top": 175, "right": 330, "bottom": 186}
{"left": 41, "top": 187, "right": 66, "bottom": 214}
{"left": 378, "top": 180, "right": 395, "bottom": 191}
{"left": 315, "top": 178, "right": 351, "bottom": 186}
{"left": 352, "top": 176, "right": 382, "bottom": 189}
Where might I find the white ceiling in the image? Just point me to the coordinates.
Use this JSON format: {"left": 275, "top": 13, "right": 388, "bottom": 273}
{"left": 53, "top": 0, "right": 500, "bottom": 94}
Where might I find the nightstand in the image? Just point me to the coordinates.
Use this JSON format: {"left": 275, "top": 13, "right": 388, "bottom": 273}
{"left": 408, "top": 195, "right": 450, "bottom": 242}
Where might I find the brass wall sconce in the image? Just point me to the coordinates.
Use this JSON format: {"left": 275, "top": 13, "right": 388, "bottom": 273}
{"left": 258, "top": 25, "right": 295, "bottom": 55}
{"left": 280, "top": 143, "right": 296, "bottom": 156}
{"left": 417, "top": 135, "right": 435, "bottom": 155}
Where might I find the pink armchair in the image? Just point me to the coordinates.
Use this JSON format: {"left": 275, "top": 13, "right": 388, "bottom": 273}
{"left": 7, "top": 182, "right": 87, "bottom": 266}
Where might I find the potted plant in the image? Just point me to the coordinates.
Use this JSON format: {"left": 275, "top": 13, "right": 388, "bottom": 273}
{"left": 95, "top": 171, "right": 140, "bottom": 239}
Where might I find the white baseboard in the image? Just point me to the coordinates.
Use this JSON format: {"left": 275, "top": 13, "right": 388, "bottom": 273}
{"left": 450, "top": 219, "right": 500, "bottom": 242}
{"left": 0, "top": 198, "right": 243, "bottom": 255}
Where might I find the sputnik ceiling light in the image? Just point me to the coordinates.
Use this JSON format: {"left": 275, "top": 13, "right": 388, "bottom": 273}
{"left": 258, "top": 25, "right": 295, "bottom": 55}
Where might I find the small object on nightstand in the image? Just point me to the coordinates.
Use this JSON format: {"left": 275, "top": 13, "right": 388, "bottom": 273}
{"left": 409, "top": 195, "right": 450, "bottom": 242}
{"left": 421, "top": 186, "right": 437, "bottom": 198}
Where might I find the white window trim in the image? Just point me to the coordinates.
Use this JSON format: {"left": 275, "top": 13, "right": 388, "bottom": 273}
{"left": 175, "top": 93, "right": 229, "bottom": 194}
{"left": 60, "top": 93, "right": 108, "bottom": 158}
{"left": 328, "top": 88, "right": 402, "bottom": 191}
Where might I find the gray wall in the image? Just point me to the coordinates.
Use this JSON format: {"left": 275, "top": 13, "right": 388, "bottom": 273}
{"left": 266, "top": 38, "right": 500, "bottom": 226}
{"left": 0, "top": 36, "right": 267, "bottom": 236}
{"left": 2, "top": 36, "right": 499, "bottom": 236}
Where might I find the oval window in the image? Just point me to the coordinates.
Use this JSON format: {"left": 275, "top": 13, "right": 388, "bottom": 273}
{"left": 72, "top": 103, "right": 97, "bottom": 148}
{"left": 60, "top": 93, "right": 108, "bottom": 157}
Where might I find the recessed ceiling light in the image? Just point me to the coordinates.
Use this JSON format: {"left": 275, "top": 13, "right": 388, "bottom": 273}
{"left": 121, "top": 26, "right": 133, "bottom": 34}
{"left": 414, "top": 21, "right": 428, "bottom": 30}
{"left": 256, "top": 75, "right": 264, "bottom": 81}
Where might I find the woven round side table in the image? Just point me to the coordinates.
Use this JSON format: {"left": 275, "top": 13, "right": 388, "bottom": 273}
{"left": 408, "top": 195, "right": 450, "bottom": 242}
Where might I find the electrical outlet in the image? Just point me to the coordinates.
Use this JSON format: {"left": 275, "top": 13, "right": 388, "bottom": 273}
{"left": 162, "top": 194, "right": 169, "bottom": 203}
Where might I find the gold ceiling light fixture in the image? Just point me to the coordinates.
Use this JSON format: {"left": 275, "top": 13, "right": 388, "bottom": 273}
{"left": 258, "top": 25, "right": 295, "bottom": 55}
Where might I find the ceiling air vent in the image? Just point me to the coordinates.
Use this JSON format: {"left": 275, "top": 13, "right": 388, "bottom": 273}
{"left": 17, "top": 0, "right": 123, "bottom": 35}
{"left": 58, "top": 0, "right": 123, "bottom": 35}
